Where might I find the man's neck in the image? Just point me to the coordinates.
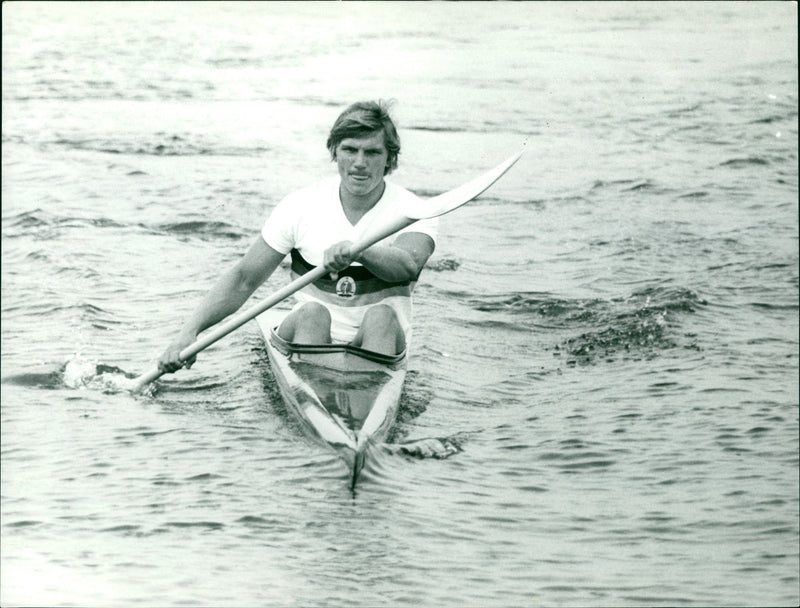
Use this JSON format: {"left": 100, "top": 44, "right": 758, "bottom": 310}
{"left": 339, "top": 180, "right": 386, "bottom": 225}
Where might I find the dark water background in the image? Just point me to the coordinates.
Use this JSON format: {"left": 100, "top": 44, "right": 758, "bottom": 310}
{"left": 2, "top": 2, "right": 798, "bottom": 606}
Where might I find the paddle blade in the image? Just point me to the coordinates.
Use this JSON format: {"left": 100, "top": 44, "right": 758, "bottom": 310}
{"left": 406, "top": 150, "right": 523, "bottom": 220}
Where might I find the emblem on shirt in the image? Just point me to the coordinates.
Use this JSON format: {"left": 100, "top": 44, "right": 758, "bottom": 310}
{"left": 335, "top": 276, "right": 357, "bottom": 298}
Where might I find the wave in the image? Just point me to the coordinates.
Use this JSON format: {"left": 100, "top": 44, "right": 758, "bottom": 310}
{"left": 453, "top": 286, "right": 707, "bottom": 364}
{"left": 590, "top": 179, "right": 638, "bottom": 190}
{"left": 2, "top": 209, "right": 129, "bottom": 242}
{"left": 1, "top": 370, "right": 64, "bottom": 389}
{"left": 749, "top": 302, "right": 799, "bottom": 311}
{"left": 719, "top": 157, "right": 770, "bottom": 168}
{"left": 162, "top": 521, "right": 225, "bottom": 530}
{"left": 154, "top": 220, "right": 248, "bottom": 241}
{"left": 3, "top": 210, "right": 246, "bottom": 245}
{"left": 1, "top": 299, "right": 119, "bottom": 325}
{"left": 2, "top": 134, "right": 27, "bottom": 145}
{"left": 404, "top": 119, "right": 534, "bottom": 137}
{"left": 622, "top": 180, "right": 670, "bottom": 193}
{"left": 677, "top": 190, "right": 710, "bottom": 199}
{"left": 47, "top": 134, "right": 270, "bottom": 158}
{"left": 749, "top": 110, "right": 798, "bottom": 124}
{"left": 589, "top": 178, "right": 675, "bottom": 197}
{"left": 407, "top": 125, "right": 464, "bottom": 133}
{"left": 563, "top": 307, "right": 702, "bottom": 362}
{"left": 665, "top": 102, "right": 704, "bottom": 118}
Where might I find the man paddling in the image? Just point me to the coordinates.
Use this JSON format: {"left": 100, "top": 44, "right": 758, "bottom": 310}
{"left": 158, "top": 101, "right": 437, "bottom": 374}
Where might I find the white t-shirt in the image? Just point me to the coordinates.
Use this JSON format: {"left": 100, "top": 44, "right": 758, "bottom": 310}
{"left": 261, "top": 176, "right": 438, "bottom": 343}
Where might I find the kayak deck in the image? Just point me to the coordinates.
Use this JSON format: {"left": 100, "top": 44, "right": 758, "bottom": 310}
{"left": 256, "top": 308, "right": 406, "bottom": 488}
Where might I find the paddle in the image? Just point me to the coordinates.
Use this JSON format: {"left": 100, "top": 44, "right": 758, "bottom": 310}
{"left": 130, "top": 151, "right": 523, "bottom": 393}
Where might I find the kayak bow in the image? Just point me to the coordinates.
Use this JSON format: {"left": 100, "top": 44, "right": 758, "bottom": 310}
{"left": 257, "top": 309, "right": 405, "bottom": 488}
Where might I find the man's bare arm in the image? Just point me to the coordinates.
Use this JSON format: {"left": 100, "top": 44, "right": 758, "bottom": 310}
{"left": 158, "top": 238, "right": 285, "bottom": 373}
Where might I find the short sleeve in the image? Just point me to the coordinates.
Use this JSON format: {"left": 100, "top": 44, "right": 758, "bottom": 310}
{"left": 399, "top": 215, "right": 438, "bottom": 247}
{"left": 261, "top": 196, "right": 297, "bottom": 255}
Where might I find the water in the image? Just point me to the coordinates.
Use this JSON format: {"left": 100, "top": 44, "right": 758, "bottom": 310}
{"left": 2, "top": 2, "right": 798, "bottom": 606}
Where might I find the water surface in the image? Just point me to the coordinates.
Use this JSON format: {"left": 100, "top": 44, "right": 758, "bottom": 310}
{"left": 2, "top": 2, "right": 798, "bottom": 606}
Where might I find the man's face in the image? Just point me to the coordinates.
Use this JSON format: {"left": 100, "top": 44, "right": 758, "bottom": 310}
{"left": 336, "top": 131, "right": 389, "bottom": 200}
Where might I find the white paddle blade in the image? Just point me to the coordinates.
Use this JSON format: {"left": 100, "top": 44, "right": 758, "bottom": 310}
{"left": 406, "top": 150, "right": 524, "bottom": 220}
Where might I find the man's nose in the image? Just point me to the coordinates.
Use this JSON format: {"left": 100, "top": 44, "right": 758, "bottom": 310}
{"left": 354, "top": 150, "right": 366, "bottom": 166}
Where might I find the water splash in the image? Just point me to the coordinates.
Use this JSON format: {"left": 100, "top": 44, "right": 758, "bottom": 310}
{"left": 427, "top": 256, "right": 462, "bottom": 272}
{"left": 392, "top": 435, "right": 464, "bottom": 460}
{"left": 62, "top": 354, "right": 149, "bottom": 395}
{"left": 459, "top": 285, "right": 706, "bottom": 364}
{"left": 556, "top": 287, "right": 705, "bottom": 364}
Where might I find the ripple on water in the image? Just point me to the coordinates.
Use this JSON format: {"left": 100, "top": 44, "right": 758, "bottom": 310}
{"left": 444, "top": 285, "right": 707, "bottom": 365}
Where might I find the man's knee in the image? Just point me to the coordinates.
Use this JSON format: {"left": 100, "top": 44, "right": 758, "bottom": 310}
{"left": 278, "top": 302, "right": 331, "bottom": 342}
{"left": 295, "top": 302, "right": 331, "bottom": 325}
{"left": 361, "top": 304, "right": 399, "bottom": 330}
{"left": 358, "top": 305, "right": 405, "bottom": 354}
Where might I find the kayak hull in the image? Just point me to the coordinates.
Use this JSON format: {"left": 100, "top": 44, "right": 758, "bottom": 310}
{"left": 256, "top": 308, "right": 406, "bottom": 487}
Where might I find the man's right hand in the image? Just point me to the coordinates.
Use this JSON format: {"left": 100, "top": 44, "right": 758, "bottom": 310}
{"left": 157, "top": 332, "right": 198, "bottom": 374}
{"left": 323, "top": 240, "right": 357, "bottom": 280}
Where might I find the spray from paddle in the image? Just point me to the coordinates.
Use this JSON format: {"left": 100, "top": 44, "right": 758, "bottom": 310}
{"left": 62, "top": 354, "right": 149, "bottom": 395}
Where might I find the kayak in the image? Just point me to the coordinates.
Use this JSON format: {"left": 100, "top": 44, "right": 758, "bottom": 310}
{"left": 255, "top": 308, "right": 406, "bottom": 488}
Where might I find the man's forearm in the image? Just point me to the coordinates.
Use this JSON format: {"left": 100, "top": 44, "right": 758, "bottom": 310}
{"left": 177, "top": 268, "right": 258, "bottom": 340}
{"left": 356, "top": 245, "right": 420, "bottom": 283}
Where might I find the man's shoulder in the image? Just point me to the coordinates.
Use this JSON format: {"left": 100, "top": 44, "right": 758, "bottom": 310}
{"left": 383, "top": 180, "right": 439, "bottom": 241}
{"left": 269, "top": 177, "right": 339, "bottom": 229}
{"left": 283, "top": 175, "right": 340, "bottom": 203}
{"left": 383, "top": 179, "right": 423, "bottom": 203}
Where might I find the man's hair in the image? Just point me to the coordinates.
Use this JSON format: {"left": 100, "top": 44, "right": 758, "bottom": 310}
{"left": 326, "top": 100, "right": 400, "bottom": 175}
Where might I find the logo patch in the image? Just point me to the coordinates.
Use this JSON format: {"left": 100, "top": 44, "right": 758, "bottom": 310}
{"left": 335, "top": 276, "right": 357, "bottom": 298}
